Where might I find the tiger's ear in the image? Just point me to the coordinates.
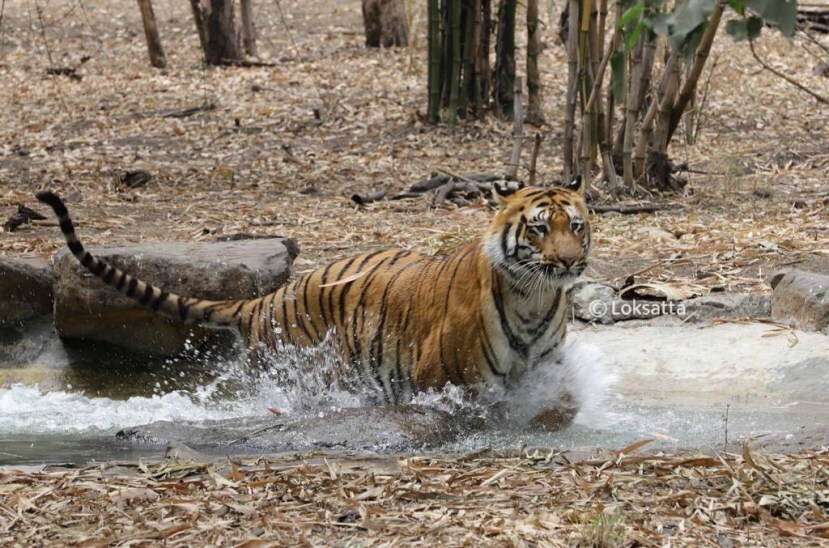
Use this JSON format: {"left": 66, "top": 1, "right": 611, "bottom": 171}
{"left": 492, "top": 180, "right": 524, "bottom": 206}
{"left": 562, "top": 175, "right": 584, "bottom": 194}
{"left": 561, "top": 175, "right": 584, "bottom": 194}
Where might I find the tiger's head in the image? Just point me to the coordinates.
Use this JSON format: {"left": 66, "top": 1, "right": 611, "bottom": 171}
{"left": 483, "top": 178, "right": 591, "bottom": 287}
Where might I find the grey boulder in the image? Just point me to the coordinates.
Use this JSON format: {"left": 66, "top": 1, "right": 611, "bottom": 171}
{"left": 0, "top": 257, "right": 55, "bottom": 326}
{"left": 52, "top": 237, "right": 299, "bottom": 356}
{"left": 771, "top": 270, "right": 829, "bottom": 332}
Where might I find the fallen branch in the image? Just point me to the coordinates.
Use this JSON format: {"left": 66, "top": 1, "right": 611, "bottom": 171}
{"left": 3, "top": 204, "right": 47, "bottom": 232}
{"left": 433, "top": 182, "right": 457, "bottom": 208}
{"left": 589, "top": 202, "right": 681, "bottom": 214}
{"left": 45, "top": 67, "right": 82, "bottom": 81}
{"left": 351, "top": 190, "right": 388, "bottom": 205}
{"left": 163, "top": 103, "right": 217, "bottom": 118}
{"left": 410, "top": 174, "right": 450, "bottom": 192}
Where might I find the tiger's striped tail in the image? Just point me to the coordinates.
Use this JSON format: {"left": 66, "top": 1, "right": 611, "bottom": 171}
{"left": 36, "top": 191, "right": 245, "bottom": 329}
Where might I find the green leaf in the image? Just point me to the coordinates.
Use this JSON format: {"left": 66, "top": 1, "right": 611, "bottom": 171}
{"left": 725, "top": 16, "right": 763, "bottom": 41}
{"left": 652, "top": 0, "right": 718, "bottom": 51}
{"left": 610, "top": 49, "right": 627, "bottom": 102}
{"left": 618, "top": 2, "right": 645, "bottom": 28}
{"left": 746, "top": 0, "right": 797, "bottom": 37}
{"left": 626, "top": 22, "right": 645, "bottom": 50}
{"left": 727, "top": 0, "right": 746, "bottom": 15}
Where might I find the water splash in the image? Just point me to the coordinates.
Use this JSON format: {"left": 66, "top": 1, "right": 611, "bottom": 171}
{"left": 0, "top": 337, "right": 614, "bottom": 436}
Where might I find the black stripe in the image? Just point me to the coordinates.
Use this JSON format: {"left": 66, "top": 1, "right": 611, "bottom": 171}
{"left": 369, "top": 251, "right": 414, "bottom": 400}
{"left": 140, "top": 284, "right": 154, "bottom": 305}
{"left": 116, "top": 272, "right": 128, "bottom": 290}
{"left": 300, "top": 274, "right": 322, "bottom": 342}
{"left": 177, "top": 297, "right": 190, "bottom": 321}
{"left": 500, "top": 224, "right": 511, "bottom": 258}
{"left": 59, "top": 218, "right": 74, "bottom": 234}
{"left": 91, "top": 260, "right": 106, "bottom": 276}
{"left": 68, "top": 240, "right": 83, "bottom": 254}
{"left": 293, "top": 275, "right": 315, "bottom": 342}
{"left": 280, "top": 283, "right": 294, "bottom": 345}
{"left": 317, "top": 263, "right": 335, "bottom": 332}
{"left": 80, "top": 253, "right": 93, "bottom": 267}
{"left": 126, "top": 278, "right": 138, "bottom": 298}
{"left": 479, "top": 319, "right": 506, "bottom": 378}
{"left": 491, "top": 277, "right": 529, "bottom": 359}
{"left": 101, "top": 266, "right": 116, "bottom": 284}
{"left": 528, "top": 288, "right": 563, "bottom": 343}
{"left": 151, "top": 290, "right": 169, "bottom": 311}
{"left": 332, "top": 256, "right": 360, "bottom": 331}
{"left": 231, "top": 300, "right": 246, "bottom": 318}
{"left": 248, "top": 298, "right": 264, "bottom": 340}
{"left": 437, "top": 247, "right": 476, "bottom": 384}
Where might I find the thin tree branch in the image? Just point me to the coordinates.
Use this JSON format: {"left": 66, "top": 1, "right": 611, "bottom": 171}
{"left": 749, "top": 38, "right": 829, "bottom": 105}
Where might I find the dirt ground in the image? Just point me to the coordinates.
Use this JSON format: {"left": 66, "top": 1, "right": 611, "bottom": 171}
{"left": 0, "top": 0, "right": 827, "bottom": 295}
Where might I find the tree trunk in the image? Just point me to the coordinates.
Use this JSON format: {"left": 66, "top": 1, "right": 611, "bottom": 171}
{"left": 563, "top": 0, "right": 579, "bottom": 181}
{"left": 493, "top": 0, "right": 517, "bottom": 117}
{"left": 240, "top": 0, "right": 258, "bottom": 57}
{"left": 137, "top": 0, "right": 167, "bottom": 68}
{"left": 362, "top": 0, "right": 409, "bottom": 48}
{"left": 525, "top": 0, "right": 545, "bottom": 126}
{"left": 189, "top": 0, "right": 241, "bottom": 65}
{"left": 427, "top": 0, "right": 441, "bottom": 122}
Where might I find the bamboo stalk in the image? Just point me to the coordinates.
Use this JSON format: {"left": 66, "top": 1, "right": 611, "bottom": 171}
{"left": 621, "top": 35, "right": 647, "bottom": 186}
{"left": 667, "top": 3, "right": 723, "bottom": 141}
{"left": 508, "top": 77, "right": 524, "bottom": 179}
{"left": 494, "top": 0, "right": 517, "bottom": 117}
{"left": 471, "top": 0, "right": 484, "bottom": 116}
{"left": 635, "top": 53, "right": 676, "bottom": 178}
{"left": 563, "top": 0, "right": 579, "bottom": 181}
{"left": 649, "top": 52, "right": 681, "bottom": 184}
{"left": 459, "top": 0, "right": 475, "bottom": 117}
{"left": 526, "top": 0, "right": 545, "bottom": 125}
{"left": 578, "top": 0, "right": 594, "bottom": 180}
{"left": 427, "top": 0, "right": 441, "bottom": 123}
{"left": 529, "top": 132, "right": 543, "bottom": 186}
{"left": 448, "top": 0, "right": 462, "bottom": 124}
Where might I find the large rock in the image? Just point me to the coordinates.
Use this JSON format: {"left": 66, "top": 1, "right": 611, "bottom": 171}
{"left": 52, "top": 237, "right": 299, "bottom": 356}
{"left": 678, "top": 294, "right": 771, "bottom": 322}
{"left": 771, "top": 270, "right": 829, "bottom": 332}
{"left": 0, "top": 257, "right": 55, "bottom": 326}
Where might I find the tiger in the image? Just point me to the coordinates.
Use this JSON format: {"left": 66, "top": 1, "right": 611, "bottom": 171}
{"left": 36, "top": 178, "right": 591, "bottom": 424}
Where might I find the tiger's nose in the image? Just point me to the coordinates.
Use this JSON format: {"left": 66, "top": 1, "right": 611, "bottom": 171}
{"left": 559, "top": 257, "right": 577, "bottom": 268}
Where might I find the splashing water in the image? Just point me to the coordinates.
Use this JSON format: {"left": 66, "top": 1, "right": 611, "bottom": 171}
{"left": 0, "top": 337, "right": 614, "bottom": 437}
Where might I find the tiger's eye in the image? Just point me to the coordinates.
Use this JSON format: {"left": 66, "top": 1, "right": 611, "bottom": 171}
{"left": 570, "top": 219, "right": 584, "bottom": 233}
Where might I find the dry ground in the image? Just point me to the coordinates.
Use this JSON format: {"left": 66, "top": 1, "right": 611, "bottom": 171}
{"left": 1, "top": 448, "right": 827, "bottom": 546}
{"left": 0, "top": 0, "right": 827, "bottom": 295}
{"left": 1, "top": 1, "right": 828, "bottom": 545}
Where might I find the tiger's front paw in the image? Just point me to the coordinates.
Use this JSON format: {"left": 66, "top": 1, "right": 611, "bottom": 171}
{"left": 531, "top": 392, "right": 578, "bottom": 431}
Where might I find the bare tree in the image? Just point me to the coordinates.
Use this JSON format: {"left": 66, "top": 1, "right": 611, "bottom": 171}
{"left": 362, "top": 0, "right": 409, "bottom": 48}
{"left": 240, "top": 0, "right": 258, "bottom": 57}
{"left": 137, "top": 0, "right": 166, "bottom": 68}
{"left": 190, "top": 0, "right": 241, "bottom": 65}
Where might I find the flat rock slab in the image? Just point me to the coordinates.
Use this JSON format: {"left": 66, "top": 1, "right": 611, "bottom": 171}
{"left": 771, "top": 270, "right": 829, "bottom": 332}
{"left": 0, "top": 257, "right": 55, "bottom": 326}
{"left": 115, "top": 405, "right": 472, "bottom": 453}
{"left": 573, "top": 322, "right": 829, "bottom": 405}
{"left": 52, "top": 237, "right": 299, "bottom": 356}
